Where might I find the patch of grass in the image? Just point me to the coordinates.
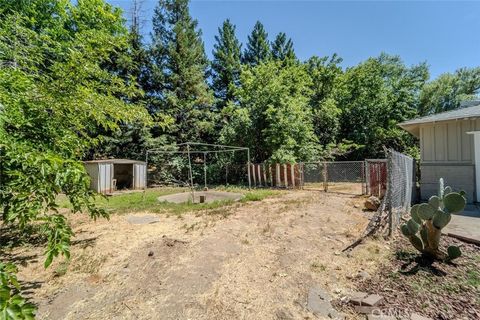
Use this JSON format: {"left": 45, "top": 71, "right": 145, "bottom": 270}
{"left": 310, "top": 261, "right": 327, "bottom": 272}
{"left": 466, "top": 269, "right": 480, "bottom": 288}
{"left": 54, "top": 260, "right": 69, "bottom": 277}
{"left": 240, "top": 189, "right": 281, "bottom": 202}
{"left": 57, "top": 187, "right": 280, "bottom": 216}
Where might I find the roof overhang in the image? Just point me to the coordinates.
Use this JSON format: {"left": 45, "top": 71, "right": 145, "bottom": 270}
{"left": 398, "top": 122, "right": 420, "bottom": 138}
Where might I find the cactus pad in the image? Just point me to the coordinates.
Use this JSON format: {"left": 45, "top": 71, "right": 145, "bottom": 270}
{"left": 444, "top": 193, "right": 466, "bottom": 213}
{"left": 444, "top": 186, "right": 452, "bottom": 195}
{"left": 428, "top": 196, "right": 441, "bottom": 210}
{"left": 433, "top": 211, "right": 452, "bottom": 229}
{"left": 418, "top": 203, "right": 435, "bottom": 220}
{"left": 401, "top": 224, "right": 412, "bottom": 236}
{"left": 409, "top": 235, "right": 424, "bottom": 251}
{"left": 407, "top": 219, "right": 420, "bottom": 234}
{"left": 420, "top": 227, "right": 429, "bottom": 246}
{"left": 410, "top": 204, "right": 422, "bottom": 223}
{"left": 447, "top": 245, "right": 462, "bottom": 260}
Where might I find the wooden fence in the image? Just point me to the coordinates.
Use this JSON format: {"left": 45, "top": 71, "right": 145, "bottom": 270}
{"left": 249, "top": 163, "right": 302, "bottom": 188}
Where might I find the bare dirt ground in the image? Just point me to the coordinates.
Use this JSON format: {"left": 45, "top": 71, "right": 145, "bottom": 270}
{"left": 9, "top": 188, "right": 390, "bottom": 320}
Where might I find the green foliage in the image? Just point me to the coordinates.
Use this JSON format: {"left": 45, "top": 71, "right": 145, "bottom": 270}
{"left": 149, "top": 0, "right": 214, "bottom": 143}
{"left": 0, "top": 263, "right": 35, "bottom": 320}
{"left": 271, "top": 32, "right": 296, "bottom": 62}
{"left": 211, "top": 19, "right": 242, "bottom": 108}
{"left": 0, "top": 0, "right": 150, "bottom": 315}
{"left": 242, "top": 21, "right": 271, "bottom": 66}
{"left": 220, "top": 60, "right": 318, "bottom": 163}
{"left": 338, "top": 53, "right": 428, "bottom": 159}
{"left": 306, "top": 55, "right": 344, "bottom": 146}
{"left": 419, "top": 67, "right": 480, "bottom": 115}
{"left": 401, "top": 179, "right": 465, "bottom": 261}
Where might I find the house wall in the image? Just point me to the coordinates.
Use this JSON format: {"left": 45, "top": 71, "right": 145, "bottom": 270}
{"left": 420, "top": 164, "right": 475, "bottom": 202}
{"left": 419, "top": 118, "right": 480, "bottom": 202}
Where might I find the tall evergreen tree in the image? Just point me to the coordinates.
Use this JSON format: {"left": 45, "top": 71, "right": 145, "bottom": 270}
{"left": 271, "top": 32, "right": 296, "bottom": 61}
{"left": 242, "top": 21, "right": 270, "bottom": 66}
{"left": 127, "top": 0, "right": 148, "bottom": 87}
{"left": 149, "top": 0, "right": 214, "bottom": 142}
{"left": 211, "top": 19, "right": 242, "bottom": 108}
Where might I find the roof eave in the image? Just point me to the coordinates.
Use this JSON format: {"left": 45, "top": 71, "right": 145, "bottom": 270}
{"left": 398, "top": 122, "right": 420, "bottom": 138}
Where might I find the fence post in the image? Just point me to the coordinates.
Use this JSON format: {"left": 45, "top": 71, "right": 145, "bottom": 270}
{"left": 386, "top": 150, "right": 393, "bottom": 236}
{"left": 225, "top": 164, "right": 228, "bottom": 185}
{"left": 247, "top": 149, "right": 251, "bottom": 189}
{"left": 299, "top": 163, "right": 304, "bottom": 189}
{"left": 323, "top": 161, "right": 328, "bottom": 192}
{"left": 361, "top": 161, "right": 366, "bottom": 195}
{"left": 269, "top": 164, "right": 273, "bottom": 187}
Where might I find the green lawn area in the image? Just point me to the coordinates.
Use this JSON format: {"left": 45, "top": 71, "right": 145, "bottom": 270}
{"left": 58, "top": 187, "right": 281, "bottom": 215}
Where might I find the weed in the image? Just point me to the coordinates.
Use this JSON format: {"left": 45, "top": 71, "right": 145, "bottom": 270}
{"left": 54, "top": 260, "right": 69, "bottom": 277}
{"left": 241, "top": 238, "right": 250, "bottom": 245}
{"left": 310, "top": 261, "right": 327, "bottom": 272}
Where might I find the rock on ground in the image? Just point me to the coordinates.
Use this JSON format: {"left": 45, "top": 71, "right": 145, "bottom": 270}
{"left": 364, "top": 196, "right": 381, "bottom": 211}
{"left": 306, "top": 285, "right": 343, "bottom": 319}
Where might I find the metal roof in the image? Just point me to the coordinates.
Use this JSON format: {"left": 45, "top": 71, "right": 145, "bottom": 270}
{"left": 83, "top": 159, "right": 145, "bottom": 165}
{"left": 399, "top": 102, "right": 480, "bottom": 127}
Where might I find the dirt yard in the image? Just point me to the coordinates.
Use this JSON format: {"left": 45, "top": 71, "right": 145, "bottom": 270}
{"left": 9, "top": 189, "right": 390, "bottom": 320}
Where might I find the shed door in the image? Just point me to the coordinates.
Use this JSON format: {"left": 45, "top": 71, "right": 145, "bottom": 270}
{"left": 133, "top": 164, "right": 146, "bottom": 189}
{"left": 98, "top": 163, "right": 112, "bottom": 194}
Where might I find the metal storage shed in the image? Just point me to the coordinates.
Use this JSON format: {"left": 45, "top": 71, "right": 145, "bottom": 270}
{"left": 83, "top": 159, "right": 147, "bottom": 194}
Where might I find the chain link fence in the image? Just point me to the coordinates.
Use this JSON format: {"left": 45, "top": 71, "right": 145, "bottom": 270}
{"left": 343, "top": 150, "right": 416, "bottom": 251}
{"left": 301, "top": 161, "right": 366, "bottom": 195}
{"left": 381, "top": 149, "right": 415, "bottom": 234}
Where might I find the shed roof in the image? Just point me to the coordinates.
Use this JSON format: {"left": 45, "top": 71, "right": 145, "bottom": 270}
{"left": 83, "top": 159, "right": 145, "bottom": 165}
{"left": 398, "top": 101, "right": 480, "bottom": 137}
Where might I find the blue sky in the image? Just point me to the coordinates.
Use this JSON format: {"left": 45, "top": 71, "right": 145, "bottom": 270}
{"left": 107, "top": 0, "right": 480, "bottom": 79}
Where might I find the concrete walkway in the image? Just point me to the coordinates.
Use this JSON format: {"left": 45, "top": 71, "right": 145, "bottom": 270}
{"left": 443, "top": 204, "right": 480, "bottom": 245}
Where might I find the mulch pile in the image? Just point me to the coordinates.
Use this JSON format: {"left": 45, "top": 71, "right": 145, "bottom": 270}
{"left": 337, "top": 236, "right": 480, "bottom": 319}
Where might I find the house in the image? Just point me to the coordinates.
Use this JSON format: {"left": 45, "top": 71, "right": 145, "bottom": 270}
{"left": 83, "top": 159, "right": 147, "bottom": 194}
{"left": 399, "top": 101, "right": 480, "bottom": 203}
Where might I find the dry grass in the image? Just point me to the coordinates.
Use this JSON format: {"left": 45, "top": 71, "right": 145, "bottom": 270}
{"left": 6, "top": 188, "right": 387, "bottom": 320}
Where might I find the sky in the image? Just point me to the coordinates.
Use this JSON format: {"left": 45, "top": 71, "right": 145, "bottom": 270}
{"left": 107, "top": 0, "right": 480, "bottom": 79}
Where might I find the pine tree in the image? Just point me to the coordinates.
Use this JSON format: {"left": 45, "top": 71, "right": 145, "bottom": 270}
{"left": 149, "top": 0, "right": 214, "bottom": 142}
{"left": 128, "top": 0, "right": 148, "bottom": 87}
{"left": 242, "top": 21, "right": 270, "bottom": 66}
{"left": 211, "top": 19, "right": 242, "bottom": 108}
{"left": 271, "top": 32, "right": 296, "bottom": 61}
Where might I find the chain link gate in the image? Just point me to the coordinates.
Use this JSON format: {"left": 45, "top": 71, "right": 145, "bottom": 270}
{"left": 301, "top": 161, "right": 366, "bottom": 195}
{"left": 383, "top": 149, "right": 415, "bottom": 234}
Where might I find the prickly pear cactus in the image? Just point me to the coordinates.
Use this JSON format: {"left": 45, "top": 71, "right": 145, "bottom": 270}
{"left": 401, "top": 178, "right": 465, "bottom": 261}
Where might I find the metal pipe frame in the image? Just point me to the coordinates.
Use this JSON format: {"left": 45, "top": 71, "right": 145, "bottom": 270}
{"left": 145, "top": 142, "right": 251, "bottom": 190}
